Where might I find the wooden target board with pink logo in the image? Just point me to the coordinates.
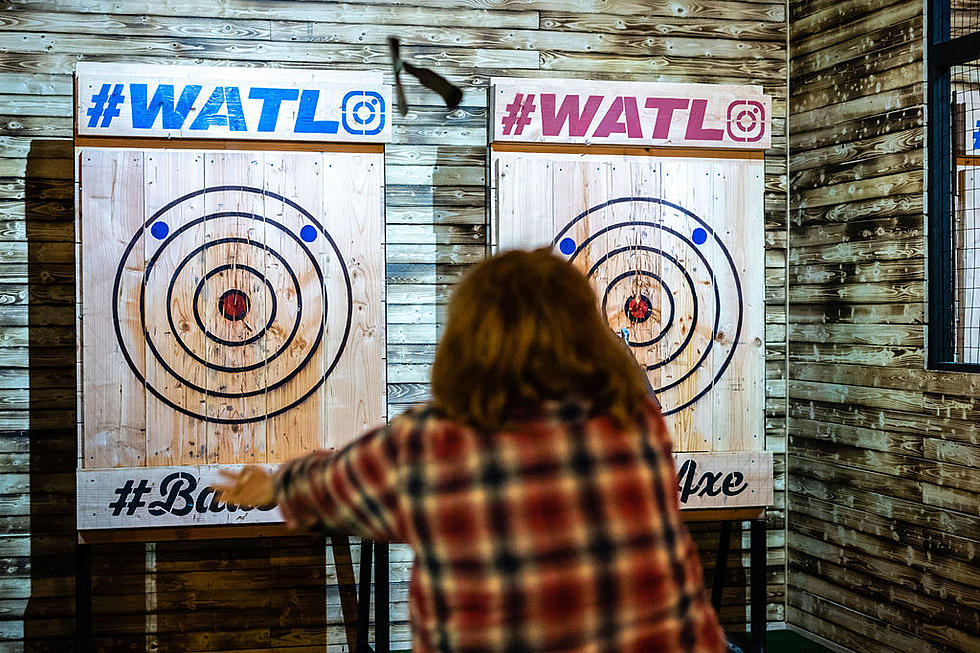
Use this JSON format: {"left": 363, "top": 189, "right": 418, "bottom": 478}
{"left": 74, "top": 63, "right": 389, "bottom": 530}
{"left": 489, "top": 78, "right": 773, "bottom": 510}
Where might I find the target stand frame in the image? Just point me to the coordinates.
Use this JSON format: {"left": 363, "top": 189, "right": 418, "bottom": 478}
{"left": 73, "top": 64, "right": 390, "bottom": 533}
{"left": 489, "top": 77, "right": 773, "bottom": 651}
{"left": 488, "top": 76, "right": 774, "bottom": 511}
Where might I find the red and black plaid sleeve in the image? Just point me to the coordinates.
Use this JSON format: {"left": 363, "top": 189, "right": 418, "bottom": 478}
{"left": 274, "top": 414, "right": 413, "bottom": 541}
{"left": 274, "top": 401, "right": 725, "bottom": 653}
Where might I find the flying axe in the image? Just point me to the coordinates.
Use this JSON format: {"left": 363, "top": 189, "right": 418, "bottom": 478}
{"left": 388, "top": 37, "right": 463, "bottom": 116}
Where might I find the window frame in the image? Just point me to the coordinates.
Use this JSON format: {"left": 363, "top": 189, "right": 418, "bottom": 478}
{"left": 927, "top": 0, "right": 980, "bottom": 371}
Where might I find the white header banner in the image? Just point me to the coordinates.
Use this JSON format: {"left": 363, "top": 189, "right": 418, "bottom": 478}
{"left": 491, "top": 77, "right": 771, "bottom": 149}
{"left": 75, "top": 62, "right": 391, "bottom": 143}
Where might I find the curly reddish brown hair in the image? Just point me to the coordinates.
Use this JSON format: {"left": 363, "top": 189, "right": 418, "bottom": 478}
{"left": 431, "top": 248, "right": 650, "bottom": 430}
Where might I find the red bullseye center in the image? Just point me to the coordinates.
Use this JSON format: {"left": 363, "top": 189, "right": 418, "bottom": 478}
{"left": 219, "top": 289, "right": 250, "bottom": 321}
{"left": 625, "top": 295, "right": 653, "bottom": 323}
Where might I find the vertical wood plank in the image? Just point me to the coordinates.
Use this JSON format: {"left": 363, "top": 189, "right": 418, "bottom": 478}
{"left": 143, "top": 149, "right": 207, "bottom": 465}
{"left": 203, "top": 152, "right": 268, "bottom": 464}
{"left": 659, "top": 158, "right": 714, "bottom": 451}
{"left": 322, "top": 151, "right": 387, "bottom": 450}
{"left": 716, "top": 158, "right": 765, "bottom": 452}
{"left": 264, "top": 152, "right": 326, "bottom": 460}
{"left": 627, "top": 158, "right": 664, "bottom": 396}
{"left": 495, "top": 154, "right": 556, "bottom": 252}
{"left": 80, "top": 148, "right": 146, "bottom": 468}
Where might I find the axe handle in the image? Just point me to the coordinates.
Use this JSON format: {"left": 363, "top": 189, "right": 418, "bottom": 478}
{"left": 394, "top": 69, "right": 409, "bottom": 116}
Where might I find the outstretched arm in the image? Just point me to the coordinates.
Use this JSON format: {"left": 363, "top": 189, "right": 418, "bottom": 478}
{"left": 214, "top": 418, "right": 409, "bottom": 541}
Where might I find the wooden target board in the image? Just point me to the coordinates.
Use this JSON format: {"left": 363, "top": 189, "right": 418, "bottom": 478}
{"left": 490, "top": 78, "right": 772, "bottom": 509}
{"left": 75, "top": 65, "right": 388, "bottom": 529}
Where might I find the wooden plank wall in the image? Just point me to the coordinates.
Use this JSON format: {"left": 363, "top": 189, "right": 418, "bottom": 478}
{"left": 0, "top": 1, "right": 788, "bottom": 650}
{"left": 788, "top": 2, "right": 980, "bottom": 652}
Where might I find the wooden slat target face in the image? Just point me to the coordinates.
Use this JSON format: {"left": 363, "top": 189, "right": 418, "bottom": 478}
{"left": 492, "top": 153, "right": 764, "bottom": 454}
{"left": 133, "top": 185, "right": 342, "bottom": 423}
{"left": 79, "top": 148, "right": 385, "bottom": 470}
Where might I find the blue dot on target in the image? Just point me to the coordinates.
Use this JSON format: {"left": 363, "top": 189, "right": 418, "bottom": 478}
{"left": 150, "top": 221, "right": 169, "bottom": 240}
{"left": 692, "top": 227, "right": 708, "bottom": 245}
{"left": 300, "top": 225, "right": 317, "bottom": 243}
{"left": 559, "top": 237, "right": 576, "bottom": 255}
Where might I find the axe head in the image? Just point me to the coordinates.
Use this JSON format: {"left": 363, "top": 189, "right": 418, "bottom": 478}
{"left": 387, "top": 36, "right": 462, "bottom": 114}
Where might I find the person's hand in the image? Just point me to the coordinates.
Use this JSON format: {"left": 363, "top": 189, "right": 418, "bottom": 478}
{"left": 211, "top": 465, "right": 276, "bottom": 508}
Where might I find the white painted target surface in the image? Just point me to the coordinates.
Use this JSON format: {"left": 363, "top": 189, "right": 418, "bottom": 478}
{"left": 79, "top": 148, "right": 385, "bottom": 469}
{"left": 492, "top": 153, "right": 765, "bottom": 453}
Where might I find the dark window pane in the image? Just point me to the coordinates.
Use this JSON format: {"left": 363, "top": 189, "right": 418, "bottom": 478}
{"left": 952, "top": 0, "right": 980, "bottom": 39}
{"left": 951, "top": 63, "right": 980, "bottom": 362}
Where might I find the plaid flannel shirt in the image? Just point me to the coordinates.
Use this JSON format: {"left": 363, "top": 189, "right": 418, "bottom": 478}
{"left": 275, "top": 400, "right": 725, "bottom": 653}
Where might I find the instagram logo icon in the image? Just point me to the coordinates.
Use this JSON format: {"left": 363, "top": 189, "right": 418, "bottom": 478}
{"left": 726, "top": 100, "right": 766, "bottom": 143}
{"left": 342, "top": 91, "right": 386, "bottom": 136}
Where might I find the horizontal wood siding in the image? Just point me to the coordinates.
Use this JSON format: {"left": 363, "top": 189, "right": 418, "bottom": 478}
{"left": 788, "top": 1, "right": 980, "bottom": 651}
{"left": 0, "top": 1, "right": 788, "bottom": 649}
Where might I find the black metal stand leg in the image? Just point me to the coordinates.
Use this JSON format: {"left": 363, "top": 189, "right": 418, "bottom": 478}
{"left": 331, "top": 535, "right": 360, "bottom": 652}
{"left": 356, "top": 539, "right": 374, "bottom": 653}
{"left": 711, "top": 520, "right": 733, "bottom": 614}
{"left": 750, "top": 518, "right": 767, "bottom": 653}
{"left": 75, "top": 542, "right": 91, "bottom": 652}
{"left": 375, "top": 543, "right": 389, "bottom": 653}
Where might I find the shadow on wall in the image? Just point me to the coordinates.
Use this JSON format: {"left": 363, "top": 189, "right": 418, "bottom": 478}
{"left": 23, "top": 139, "right": 105, "bottom": 651}
{"left": 24, "top": 140, "right": 148, "bottom": 652}
{"left": 23, "top": 141, "right": 334, "bottom": 651}
{"left": 384, "top": 141, "right": 487, "bottom": 415}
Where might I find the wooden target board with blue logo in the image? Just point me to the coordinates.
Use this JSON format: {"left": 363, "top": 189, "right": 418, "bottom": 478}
{"left": 490, "top": 78, "right": 772, "bottom": 509}
{"left": 74, "top": 64, "right": 389, "bottom": 529}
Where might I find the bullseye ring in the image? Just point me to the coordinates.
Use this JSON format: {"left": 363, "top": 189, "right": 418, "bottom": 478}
{"left": 590, "top": 245, "right": 709, "bottom": 370}
{"left": 113, "top": 186, "right": 353, "bottom": 424}
{"left": 188, "top": 261, "right": 281, "bottom": 349}
{"left": 554, "top": 196, "right": 743, "bottom": 416}
{"left": 599, "top": 267, "right": 678, "bottom": 349}
{"left": 161, "top": 232, "right": 308, "bottom": 376}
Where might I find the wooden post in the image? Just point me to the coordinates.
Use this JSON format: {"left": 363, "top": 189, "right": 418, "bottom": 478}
{"left": 75, "top": 542, "right": 91, "bottom": 653}
{"left": 331, "top": 535, "right": 360, "bottom": 652}
{"left": 356, "top": 539, "right": 374, "bottom": 653}
{"left": 375, "top": 543, "right": 390, "bottom": 653}
{"left": 711, "top": 520, "right": 733, "bottom": 613}
{"left": 750, "top": 518, "right": 767, "bottom": 653}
